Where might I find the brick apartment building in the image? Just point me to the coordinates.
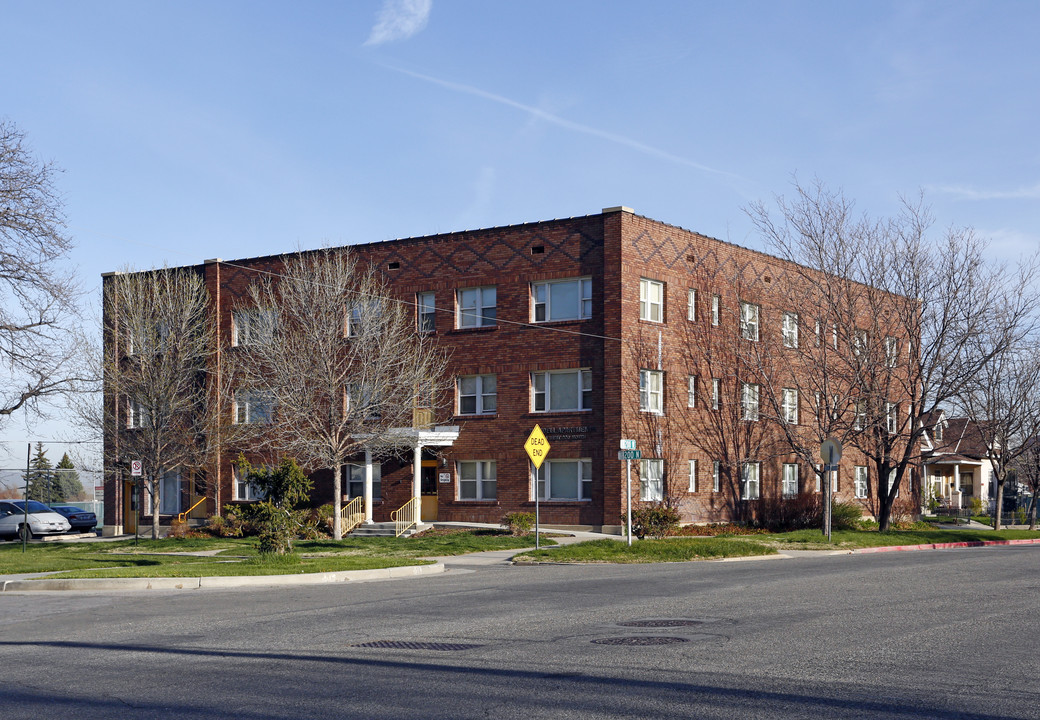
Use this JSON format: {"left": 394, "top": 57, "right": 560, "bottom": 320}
{"left": 102, "top": 206, "right": 914, "bottom": 536}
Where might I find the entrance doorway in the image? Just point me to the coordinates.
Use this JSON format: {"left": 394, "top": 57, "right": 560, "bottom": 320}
{"left": 420, "top": 461, "right": 438, "bottom": 521}
{"left": 122, "top": 479, "right": 138, "bottom": 534}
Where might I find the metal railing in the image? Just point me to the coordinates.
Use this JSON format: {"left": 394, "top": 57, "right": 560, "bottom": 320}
{"left": 177, "top": 497, "right": 206, "bottom": 523}
{"left": 341, "top": 496, "right": 365, "bottom": 535}
{"left": 390, "top": 497, "right": 420, "bottom": 537}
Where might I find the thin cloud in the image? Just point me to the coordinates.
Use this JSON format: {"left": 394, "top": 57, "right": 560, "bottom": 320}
{"left": 929, "top": 182, "right": 1040, "bottom": 201}
{"left": 385, "top": 65, "right": 745, "bottom": 182}
{"left": 364, "top": 0, "right": 432, "bottom": 47}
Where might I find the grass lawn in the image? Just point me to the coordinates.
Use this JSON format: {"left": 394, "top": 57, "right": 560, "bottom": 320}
{"left": 515, "top": 537, "right": 777, "bottom": 564}
{"left": 0, "top": 528, "right": 554, "bottom": 579}
{"left": 757, "top": 527, "right": 1040, "bottom": 551}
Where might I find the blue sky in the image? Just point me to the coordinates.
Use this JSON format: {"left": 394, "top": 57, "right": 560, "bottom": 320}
{"left": 2, "top": 0, "right": 1039, "bottom": 461}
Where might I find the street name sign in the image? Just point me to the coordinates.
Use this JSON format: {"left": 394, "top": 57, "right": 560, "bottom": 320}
{"left": 619, "top": 439, "right": 637, "bottom": 451}
{"left": 524, "top": 424, "right": 550, "bottom": 469}
{"left": 618, "top": 450, "right": 642, "bottom": 460}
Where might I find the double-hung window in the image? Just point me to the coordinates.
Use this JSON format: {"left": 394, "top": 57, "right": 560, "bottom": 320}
{"left": 783, "top": 312, "right": 799, "bottom": 348}
{"left": 417, "top": 292, "right": 436, "bottom": 333}
{"left": 853, "top": 329, "right": 868, "bottom": 357}
{"left": 687, "top": 375, "right": 697, "bottom": 408}
{"left": 639, "top": 278, "right": 664, "bottom": 322}
{"left": 234, "top": 390, "right": 274, "bottom": 424}
{"left": 535, "top": 459, "right": 592, "bottom": 501}
{"left": 232, "top": 466, "right": 265, "bottom": 502}
{"left": 741, "top": 462, "right": 760, "bottom": 500}
{"left": 458, "top": 374, "right": 497, "bottom": 415}
{"left": 886, "top": 402, "right": 898, "bottom": 434}
{"left": 532, "top": 278, "right": 592, "bottom": 322}
{"left": 457, "top": 286, "right": 496, "bottom": 328}
{"left": 854, "top": 401, "right": 867, "bottom": 431}
{"left": 741, "top": 382, "right": 759, "bottom": 421}
{"left": 782, "top": 388, "right": 799, "bottom": 424}
{"left": 640, "top": 370, "right": 664, "bottom": 414}
{"left": 711, "top": 294, "right": 720, "bottom": 326}
{"left": 782, "top": 463, "right": 799, "bottom": 497}
{"left": 347, "top": 463, "right": 382, "bottom": 500}
{"left": 458, "top": 460, "right": 496, "bottom": 500}
{"left": 232, "top": 309, "right": 276, "bottom": 347}
{"left": 688, "top": 459, "right": 697, "bottom": 492}
{"left": 640, "top": 459, "right": 664, "bottom": 501}
{"left": 713, "top": 461, "right": 721, "bottom": 492}
{"left": 885, "top": 336, "right": 899, "bottom": 367}
{"left": 532, "top": 369, "right": 592, "bottom": 412}
{"left": 740, "top": 301, "right": 760, "bottom": 341}
{"left": 127, "top": 399, "right": 150, "bottom": 429}
{"left": 712, "top": 378, "right": 721, "bottom": 410}
{"left": 854, "top": 466, "right": 868, "bottom": 498}
{"left": 687, "top": 289, "right": 697, "bottom": 321}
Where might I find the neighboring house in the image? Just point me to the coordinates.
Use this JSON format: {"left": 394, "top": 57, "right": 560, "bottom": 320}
{"left": 921, "top": 411, "right": 994, "bottom": 511}
{"left": 101, "top": 207, "right": 917, "bottom": 535}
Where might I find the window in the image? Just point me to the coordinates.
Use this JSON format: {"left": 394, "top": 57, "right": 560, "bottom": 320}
{"left": 885, "top": 336, "right": 899, "bottom": 367}
{"left": 886, "top": 402, "right": 898, "bottom": 434}
{"left": 687, "top": 289, "right": 697, "bottom": 321}
{"left": 815, "top": 463, "right": 822, "bottom": 493}
{"left": 740, "top": 302, "right": 760, "bottom": 341}
{"left": 688, "top": 459, "right": 697, "bottom": 492}
{"left": 417, "top": 292, "right": 436, "bottom": 333}
{"left": 853, "top": 329, "right": 868, "bottom": 357}
{"left": 458, "top": 460, "right": 496, "bottom": 500}
{"left": 854, "top": 466, "right": 868, "bottom": 498}
{"left": 854, "top": 401, "right": 867, "bottom": 431}
{"left": 233, "top": 466, "right": 264, "bottom": 502}
{"left": 712, "top": 378, "right": 721, "bottom": 410}
{"left": 711, "top": 294, "right": 720, "bottom": 326}
{"left": 533, "top": 278, "right": 592, "bottom": 322}
{"left": 160, "top": 470, "right": 181, "bottom": 515}
{"left": 639, "top": 278, "right": 664, "bottom": 322}
{"left": 346, "top": 383, "right": 381, "bottom": 418}
{"left": 457, "top": 286, "right": 496, "bottom": 328}
{"left": 814, "top": 319, "right": 822, "bottom": 347}
{"left": 741, "top": 382, "right": 759, "bottom": 421}
{"left": 886, "top": 469, "right": 899, "bottom": 498}
{"left": 832, "top": 324, "right": 838, "bottom": 350}
{"left": 458, "top": 374, "right": 497, "bottom": 415}
{"left": 535, "top": 459, "right": 592, "bottom": 500}
{"left": 713, "top": 461, "right": 721, "bottom": 492}
{"left": 639, "top": 370, "right": 664, "bottom": 414}
{"left": 232, "top": 309, "right": 276, "bottom": 347}
{"left": 934, "top": 421, "right": 944, "bottom": 442}
{"left": 782, "top": 312, "right": 799, "bottom": 348}
{"left": 782, "top": 388, "right": 799, "bottom": 424}
{"left": 640, "top": 459, "right": 664, "bottom": 501}
{"left": 532, "top": 369, "right": 592, "bottom": 412}
{"left": 347, "top": 463, "right": 382, "bottom": 500}
{"left": 741, "top": 462, "right": 760, "bottom": 500}
{"left": 234, "top": 390, "right": 274, "bottom": 424}
{"left": 687, "top": 375, "right": 697, "bottom": 408}
{"left": 127, "top": 399, "right": 150, "bottom": 429}
{"left": 783, "top": 463, "right": 799, "bottom": 497}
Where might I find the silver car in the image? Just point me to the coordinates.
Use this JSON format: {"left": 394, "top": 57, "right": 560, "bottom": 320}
{"left": 0, "top": 500, "right": 72, "bottom": 540}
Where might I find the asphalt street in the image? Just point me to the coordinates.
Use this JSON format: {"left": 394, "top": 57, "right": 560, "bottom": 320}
{"left": 1, "top": 546, "right": 1038, "bottom": 719}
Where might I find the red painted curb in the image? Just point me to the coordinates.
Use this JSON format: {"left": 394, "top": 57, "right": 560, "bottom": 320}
{"left": 855, "top": 538, "right": 1040, "bottom": 554}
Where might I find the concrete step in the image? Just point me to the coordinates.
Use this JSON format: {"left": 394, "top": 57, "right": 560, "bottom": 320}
{"left": 347, "top": 522, "right": 426, "bottom": 538}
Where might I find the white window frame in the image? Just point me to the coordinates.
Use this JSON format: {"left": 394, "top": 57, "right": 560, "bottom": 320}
{"left": 458, "top": 374, "right": 497, "bottom": 415}
{"left": 234, "top": 390, "right": 274, "bottom": 425}
{"left": 855, "top": 465, "right": 868, "bottom": 498}
{"left": 885, "top": 336, "right": 899, "bottom": 367}
{"left": 458, "top": 460, "right": 497, "bottom": 500}
{"left": 127, "top": 399, "right": 150, "bottom": 429}
{"left": 687, "top": 288, "right": 697, "bottom": 321}
{"left": 814, "top": 319, "right": 822, "bottom": 347}
{"left": 741, "top": 382, "right": 759, "bottom": 421}
{"left": 782, "top": 463, "right": 799, "bottom": 498}
{"left": 159, "top": 469, "right": 182, "bottom": 515}
{"left": 639, "top": 278, "right": 664, "bottom": 323}
{"left": 639, "top": 369, "right": 664, "bottom": 414}
{"left": 233, "top": 465, "right": 264, "bottom": 502}
{"left": 232, "top": 309, "right": 275, "bottom": 347}
{"left": 886, "top": 402, "right": 898, "bottom": 434}
{"left": 346, "top": 463, "right": 382, "bottom": 500}
{"left": 782, "top": 388, "right": 799, "bottom": 424}
{"left": 854, "top": 401, "right": 867, "bottom": 431}
{"left": 640, "top": 459, "right": 664, "bottom": 501}
{"left": 713, "top": 461, "right": 721, "bottom": 492}
{"left": 782, "top": 312, "right": 799, "bottom": 348}
{"left": 535, "top": 458, "right": 593, "bottom": 501}
{"left": 532, "top": 278, "right": 592, "bottom": 322}
{"left": 712, "top": 378, "right": 721, "bottom": 410}
{"left": 711, "top": 294, "right": 720, "bottom": 326}
{"left": 687, "top": 375, "right": 697, "bottom": 408}
{"left": 532, "top": 369, "right": 592, "bottom": 412}
{"left": 740, "top": 301, "right": 760, "bottom": 341}
{"left": 688, "top": 459, "right": 697, "bottom": 492}
{"left": 417, "top": 292, "right": 436, "bottom": 333}
{"left": 741, "top": 462, "right": 760, "bottom": 500}
{"left": 853, "top": 329, "right": 868, "bottom": 357}
{"left": 457, "top": 286, "right": 497, "bottom": 328}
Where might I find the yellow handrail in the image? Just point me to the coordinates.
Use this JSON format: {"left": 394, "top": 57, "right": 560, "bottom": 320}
{"left": 390, "top": 497, "right": 420, "bottom": 537}
{"left": 177, "top": 497, "right": 206, "bottom": 523}
{"left": 341, "top": 496, "right": 365, "bottom": 535}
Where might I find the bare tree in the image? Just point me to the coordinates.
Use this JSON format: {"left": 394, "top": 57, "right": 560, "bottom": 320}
{"left": 103, "top": 267, "right": 214, "bottom": 539}
{"left": 234, "top": 249, "right": 449, "bottom": 539}
{"left": 749, "top": 180, "right": 1036, "bottom": 530}
{"left": 0, "top": 120, "right": 87, "bottom": 423}
{"left": 1014, "top": 438, "right": 1040, "bottom": 531}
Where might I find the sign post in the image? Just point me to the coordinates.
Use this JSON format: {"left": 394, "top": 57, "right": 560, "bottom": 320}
{"left": 619, "top": 440, "right": 640, "bottom": 546}
{"left": 131, "top": 460, "right": 142, "bottom": 546}
{"left": 820, "top": 438, "right": 842, "bottom": 542}
{"left": 524, "top": 425, "right": 550, "bottom": 550}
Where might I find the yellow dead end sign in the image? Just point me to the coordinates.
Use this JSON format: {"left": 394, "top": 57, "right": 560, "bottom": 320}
{"left": 524, "top": 424, "right": 550, "bottom": 469}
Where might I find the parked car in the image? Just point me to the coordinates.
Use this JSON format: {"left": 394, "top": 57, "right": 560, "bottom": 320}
{"left": 0, "top": 500, "right": 72, "bottom": 540}
{"left": 49, "top": 505, "right": 98, "bottom": 533}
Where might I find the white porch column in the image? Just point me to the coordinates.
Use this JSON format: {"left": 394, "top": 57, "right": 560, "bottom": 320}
{"left": 364, "top": 448, "right": 373, "bottom": 524}
{"left": 413, "top": 443, "right": 422, "bottom": 509}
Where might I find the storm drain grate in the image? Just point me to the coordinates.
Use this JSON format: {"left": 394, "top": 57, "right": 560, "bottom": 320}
{"left": 617, "top": 619, "right": 704, "bottom": 628}
{"left": 350, "top": 640, "right": 483, "bottom": 651}
{"left": 591, "top": 636, "right": 689, "bottom": 646}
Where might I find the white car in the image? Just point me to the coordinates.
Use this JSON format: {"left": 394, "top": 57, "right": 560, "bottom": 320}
{"left": 0, "top": 500, "right": 72, "bottom": 540}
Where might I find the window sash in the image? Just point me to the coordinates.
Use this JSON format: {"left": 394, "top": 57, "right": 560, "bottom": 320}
{"left": 855, "top": 466, "right": 868, "bottom": 498}
{"left": 639, "top": 279, "right": 663, "bottom": 322}
{"left": 458, "top": 460, "right": 496, "bottom": 500}
{"left": 458, "top": 287, "right": 497, "bottom": 328}
{"left": 640, "top": 459, "right": 664, "bottom": 501}
{"left": 127, "top": 399, "right": 150, "bottom": 429}
{"left": 741, "top": 383, "right": 759, "bottom": 421}
{"left": 346, "top": 463, "right": 382, "bottom": 500}
{"left": 417, "top": 292, "right": 436, "bottom": 333}
{"left": 886, "top": 403, "right": 898, "bottom": 434}
{"left": 712, "top": 378, "right": 721, "bottom": 410}
{"left": 782, "top": 388, "right": 798, "bottom": 424}
{"left": 783, "top": 312, "right": 799, "bottom": 348}
{"left": 458, "top": 374, "right": 497, "bottom": 415}
{"left": 687, "top": 375, "right": 697, "bottom": 408}
{"left": 687, "top": 288, "right": 697, "bottom": 321}
{"left": 532, "top": 370, "right": 591, "bottom": 412}
{"left": 742, "top": 462, "right": 760, "bottom": 500}
{"left": 536, "top": 459, "right": 592, "bottom": 500}
{"left": 740, "top": 302, "right": 760, "bottom": 341}
{"left": 713, "top": 461, "right": 721, "bottom": 492}
{"left": 533, "top": 278, "right": 592, "bottom": 322}
{"left": 688, "top": 459, "right": 697, "bottom": 492}
{"left": 711, "top": 294, "right": 720, "bottom": 326}
{"left": 234, "top": 391, "right": 273, "bottom": 424}
{"left": 640, "top": 370, "right": 664, "bottom": 413}
{"left": 782, "top": 463, "right": 799, "bottom": 497}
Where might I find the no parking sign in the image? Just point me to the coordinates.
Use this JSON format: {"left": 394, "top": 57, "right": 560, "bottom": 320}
{"left": 131, "top": 460, "right": 142, "bottom": 476}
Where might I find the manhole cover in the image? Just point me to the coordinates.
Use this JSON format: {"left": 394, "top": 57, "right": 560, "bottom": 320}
{"left": 350, "top": 641, "right": 483, "bottom": 651}
{"left": 591, "top": 636, "right": 689, "bottom": 646}
{"left": 617, "top": 619, "right": 704, "bottom": 628}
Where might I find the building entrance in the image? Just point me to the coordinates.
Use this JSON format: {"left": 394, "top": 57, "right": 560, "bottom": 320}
{"left": 420, "top": 462, "right": 438, "bottom": 522}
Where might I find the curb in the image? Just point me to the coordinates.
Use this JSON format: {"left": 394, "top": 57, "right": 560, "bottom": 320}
{"left": 0, "top": 562, "right": 444, "bottom": 592}
{"left": 854, "top": 538, "right": 1040, "bottom": 554}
